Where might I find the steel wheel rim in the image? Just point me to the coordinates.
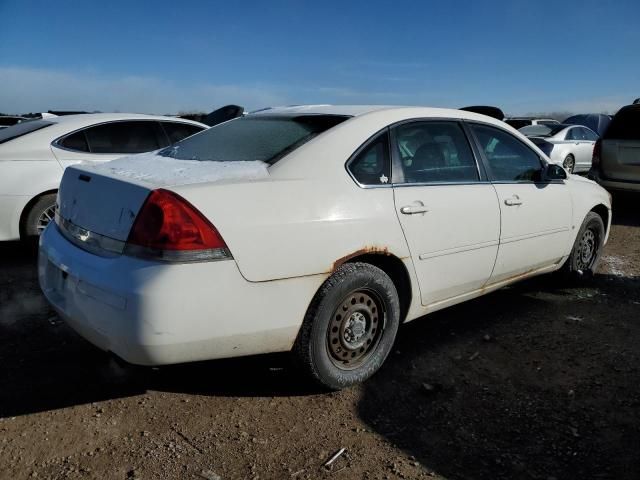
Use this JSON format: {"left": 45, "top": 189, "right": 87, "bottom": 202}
{"left": 326, "top": 289, "right": 385, "bottom": 370}
{"left": 36, "top": 204, "right": 56, "bottom": 234}
{"left": 577, "top": 228, "right": 597, "bottom": 270}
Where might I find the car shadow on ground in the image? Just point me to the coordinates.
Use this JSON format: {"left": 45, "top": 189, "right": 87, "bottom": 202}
{"left": 0, "top": 240, "right": 316, "bottom": 419}
{"left": 2, "top": 240, "right": 640, "bottom": 479}
{"left": 612, "top": 192, "right": 640, "bottom": 227}
{"left": 357, "top": 273, "right": 640, "bottom": 480}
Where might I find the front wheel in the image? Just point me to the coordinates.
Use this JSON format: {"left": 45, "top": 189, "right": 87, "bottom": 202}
{"left": 560, "top": 212, "right": 605, "bottom": 279}
{"left": 293, "top": 262, "right": 400, "bottom": 390}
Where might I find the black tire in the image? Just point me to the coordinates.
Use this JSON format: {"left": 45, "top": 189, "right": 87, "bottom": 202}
{"left": 293, "top": 262, "right": 400, "bottom": 390}
{"left": 24, "top": 193, "right": 57, "bottom": 237}
{"left": 563, "top": 155, "right": 575, "bottom": 174}
{"left": 560, "top": 211, "right": 605, "bottom": 279}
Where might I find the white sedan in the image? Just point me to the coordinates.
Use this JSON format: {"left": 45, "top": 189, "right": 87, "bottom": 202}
{"left": 519, "top": 123, "right": 599, "bottom": 173}
{"left": 39, "top": 105, "right": 612, "bottom": 389}
{"left": 0, "top": 113, "right": 206, "bottom": 241}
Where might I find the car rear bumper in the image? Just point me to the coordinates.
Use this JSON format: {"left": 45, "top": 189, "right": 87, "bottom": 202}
{"left": 38, "top": 223, "right": 322, "bottom": 366}
{"left": 589, "top": 170, "right": 640, "bottom": 193}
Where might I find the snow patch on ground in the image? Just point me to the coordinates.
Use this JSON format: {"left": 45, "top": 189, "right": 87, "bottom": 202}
{"left": 602, "top": 255, "right": 627, "bottom": 277}
{"left": 89, "top": 153, "right": 269, "bottom": 187}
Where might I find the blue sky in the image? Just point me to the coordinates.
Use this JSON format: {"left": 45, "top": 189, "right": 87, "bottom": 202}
{"left": 0, "top": 0, "right": 638, "bottom": 115}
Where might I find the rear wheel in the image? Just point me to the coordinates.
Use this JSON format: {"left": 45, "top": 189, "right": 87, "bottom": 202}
{"left": 293, "top": 262, "right": 400, "bottom": 390}
{"left": 560, "top": 212, "right": 605, "bottom": 279}
{"left": 563, "top": 154, "right": 575, "bottom": 174}
{"left": 24, "top": 193, "right": 57, "bottom": 237}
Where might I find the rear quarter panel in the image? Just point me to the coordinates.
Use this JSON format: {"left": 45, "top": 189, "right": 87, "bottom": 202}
{"left": 172, "top": 176, "right": 410, "bottom": 282}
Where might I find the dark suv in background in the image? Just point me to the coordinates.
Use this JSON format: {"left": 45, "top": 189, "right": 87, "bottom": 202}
{"left": 589, "top": 104, "right": 640, "bottom": 192}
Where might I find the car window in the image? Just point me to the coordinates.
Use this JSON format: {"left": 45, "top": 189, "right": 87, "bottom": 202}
{"left": 83, "top": 121, "right": 169, "bottom": 154}
{"left": 565, "top": 128, "right": 578, "bottom": 140}
{"left": 393, "top": 121, "right": 478, "bottom": 183}
{"left": 160, "top": 115, "right": 348, "bottom": 163}
{"left": 348, "top": 131, "right": 391, "bottom": 186}
{"left": 577, "top": 128, "right": 590, "bottom": 140}
{"left": 60, "top": 131, "right": 89, "bottom": 152}
{"left": 161, "top": 122, "right": 205, "bottom": 144}
{"left": 582, "top": 128, "right": 598, "bottom": 141}
{"left": 470, "top": 123, "right": 543, "bottom": 182}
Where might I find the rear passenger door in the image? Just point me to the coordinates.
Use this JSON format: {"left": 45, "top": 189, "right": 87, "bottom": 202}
{"left": 391, "top": 120, "right": 501, "bottom": 306}
{"left": 468, "top": 123, "right": 573, "bottom": 283}
{"left": 52, "top": 120, "right": 170, "bottom": 167}
{"left": 574, "top": 127, "right": 596, "bottom": 171}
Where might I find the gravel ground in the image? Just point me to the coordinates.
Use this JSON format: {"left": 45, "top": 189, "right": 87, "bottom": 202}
{"left": 0, "top": 196, "right": 638, "bottom": 480}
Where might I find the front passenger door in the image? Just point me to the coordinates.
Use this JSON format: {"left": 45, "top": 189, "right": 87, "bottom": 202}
{"left": 391, "top": 121, "right": 500, "bottom": 306}
{"left": 468, "top": 123, "right": 573, "bottom": 283}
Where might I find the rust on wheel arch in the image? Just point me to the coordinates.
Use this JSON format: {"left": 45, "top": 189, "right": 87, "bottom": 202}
{"left": 331, "top": 246, "right": 392, "bottom": 272}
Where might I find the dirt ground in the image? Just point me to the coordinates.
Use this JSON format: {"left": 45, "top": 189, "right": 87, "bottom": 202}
{"left": 1, "top": 195, "right": 639, "bottom": 480}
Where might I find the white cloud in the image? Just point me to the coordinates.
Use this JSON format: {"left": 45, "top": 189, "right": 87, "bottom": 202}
{"left": 0, "top": 65, "right": 634, "bottom": 116}
{"left": 0, "top": 66, "right": 292, "bottom": 114}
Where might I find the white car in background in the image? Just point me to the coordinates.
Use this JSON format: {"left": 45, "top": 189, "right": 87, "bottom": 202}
{"left": 0, "top": 113, "right": 206, "bottom": 240}
{"left": 39, "top": 105, "right": 611, "bottom": 389}
{"left": 519, "top": 123, "right": 599, "bottom": 173}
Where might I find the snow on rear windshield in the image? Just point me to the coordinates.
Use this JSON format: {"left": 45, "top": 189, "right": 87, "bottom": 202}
{"left": 0, "top": 120, "right": 53, "bottom": 144}
{"left": 158, "top": 115, "right": 349, "bottom": 164}
{"left": 90, "top": 153, "right": 270, "bottom": 187}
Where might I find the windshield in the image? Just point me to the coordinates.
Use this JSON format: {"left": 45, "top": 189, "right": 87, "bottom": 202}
{"left": 519, "top": 124, "right": 567, "bottom": 137}
{"left": 159, "top": 115, "right": 349, "bottom": 164}
{"left": 0, "top": 120, "right": 54, "bottom": 145}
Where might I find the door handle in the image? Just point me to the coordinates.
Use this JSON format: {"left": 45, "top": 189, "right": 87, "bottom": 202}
{"left": 400, "top": 205, "right": 429, "bottom": 215}
{"left": 504, "top": 195, "right": 523, "bottom": 206}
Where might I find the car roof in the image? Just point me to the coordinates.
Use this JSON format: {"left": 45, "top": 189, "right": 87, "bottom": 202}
{"left": 249, "top": 104, "right": 513, "bottom": 125}
{"left": 46, "top": 113, "right": 207, "bottom": 128}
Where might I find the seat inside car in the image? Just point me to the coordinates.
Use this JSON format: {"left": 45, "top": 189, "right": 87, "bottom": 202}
{"left": 406, "top": 142, "right": 446, "bottom": 182}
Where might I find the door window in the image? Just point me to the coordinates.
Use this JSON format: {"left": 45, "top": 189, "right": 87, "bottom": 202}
{"left": 565, "top": 128, "right": 579, "bottom": 140}
{"left": 393, "top": 121, "right": 479, "bottom": 183}
{"left": 581, "top": 127, "right": 598, "bottom": 141}
{"left": 470, "top": 124, "right": 544, "bottom": 182}
{"left": 83, "top": 121, "right": 169, "bottom": 154}
{"left": 347, "top": 131, "right": 391, "bottom": 186}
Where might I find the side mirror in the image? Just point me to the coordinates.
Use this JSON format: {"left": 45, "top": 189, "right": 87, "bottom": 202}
{"left": 544, "top": 163, "right": 568, "bottom": 181}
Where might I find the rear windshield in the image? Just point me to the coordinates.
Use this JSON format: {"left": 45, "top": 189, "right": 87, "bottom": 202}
{"left": 0, "top": 120, "right": 54, "bottom": 144}
{"left": 159, "top": 115, "right": 349, "bottom": 163}
{"left": 604, "top": 106, "right": 640, "bottom": 140}
{"left": 519, "top": 124, "right": 567, "bottom": 137}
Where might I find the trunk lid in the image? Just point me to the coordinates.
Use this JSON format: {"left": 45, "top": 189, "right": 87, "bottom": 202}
{"left": 57, "top": 165, "right": 152, "bottom": 241}
{"left": 57, "top": 154, "right": 270, "bottom": 242}
{"left": 601, "top": 139, "right": 640, "bottom": 181}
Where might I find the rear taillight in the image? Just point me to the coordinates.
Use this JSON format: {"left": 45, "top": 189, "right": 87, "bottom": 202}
{"left": 592, "top": 138, "right": 602, "bottom": 170}
{"left": 124, "top": 189, "right": 231, "bottom": 262}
